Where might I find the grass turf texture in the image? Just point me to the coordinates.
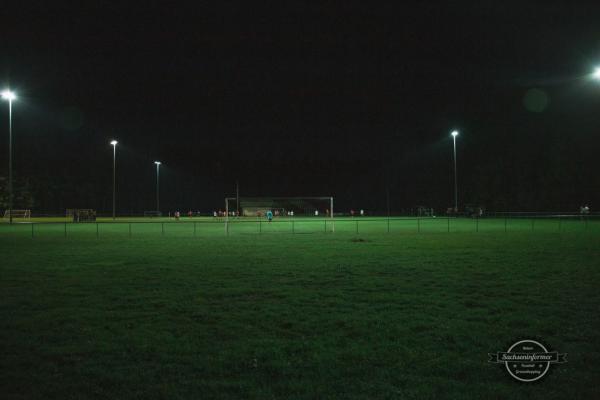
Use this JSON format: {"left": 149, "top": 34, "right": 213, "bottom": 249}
{"left": 1, "top": 216, "right": 599, "bottom": 237}
{"left": 1, "top": 226, "right": 599, "bottom": 399}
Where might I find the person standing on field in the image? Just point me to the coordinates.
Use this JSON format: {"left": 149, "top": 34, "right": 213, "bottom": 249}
{"left": 266, "top": 210, "right": 273, "bottom": 222}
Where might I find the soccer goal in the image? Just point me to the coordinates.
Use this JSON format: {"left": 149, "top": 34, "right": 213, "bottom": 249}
{"left": 225, "top": 197, "right": 334, "bottom": 218}
{"left": 223, "top": 197, "right": 335, "bottom": 233}
{"left": 3, "top": 209, "right": 31, "bottom": 220}
{"left": 143, "top": 211, "right": 163, "bottom": 217}
{"left": 71, "top": 209, "right": 97, "bottom": 222}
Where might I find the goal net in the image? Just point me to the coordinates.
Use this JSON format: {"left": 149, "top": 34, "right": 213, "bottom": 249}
{"left": 70, "top": 209, "right": 97, "bottom": 222}
{"left": 225, "top": 197, "right": 334, "bottom": 217}
{"left": 3, "top": 209, "right": 31, "bottom": 219}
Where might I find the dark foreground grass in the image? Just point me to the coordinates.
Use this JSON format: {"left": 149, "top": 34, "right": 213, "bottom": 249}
{"left": 1, "top": 231, "right": 599, "bottom": 399}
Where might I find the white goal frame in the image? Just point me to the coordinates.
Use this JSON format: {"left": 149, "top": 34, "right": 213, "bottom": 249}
{"left": 3, "top": 209, "right": 31, "bottom": 219}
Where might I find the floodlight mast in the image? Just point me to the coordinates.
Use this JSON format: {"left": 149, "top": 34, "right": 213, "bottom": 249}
{"left": 110, "top": 140, "right": 118, "bottom": 219}
{"left": 1, "top": 90, "right": 16, "bottom": 224}
{"left": 451, "top": 130, "right": 459, "bottom": 212}
{"left": 236, "top": 181, "right": 239, "bottom": 217}
{"left": 225, "top": 198, "right": 229, "bottom": 235}
{"left": 154, "top": 161, "right": 161, "bottom": 213}
{"left": 331, "top": 196, "right": 334, "bottom": 232}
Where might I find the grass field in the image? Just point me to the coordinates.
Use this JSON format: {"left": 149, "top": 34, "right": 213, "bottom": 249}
{"left": 1, "top": 218, "right": 599, "bottom": 399}
{"left": 1, "top": 215, "right": 599, "bottom": 237}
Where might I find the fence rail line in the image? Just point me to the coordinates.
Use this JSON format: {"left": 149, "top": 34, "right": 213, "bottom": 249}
{"left": 1, "top": 216, "right": 599, "bottom": 238}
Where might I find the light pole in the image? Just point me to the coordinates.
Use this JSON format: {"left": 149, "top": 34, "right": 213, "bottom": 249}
{"left": 2, "top": 90, "right": 16, "bottom": 224}
{"left": 154, "top": 161, "right": 161, "bottom": 213}
{"left": 451, "top": 130, "right": 459, "bottom": 212}
{"left": 110, "top": 140, "right": 118, "bottom": 219}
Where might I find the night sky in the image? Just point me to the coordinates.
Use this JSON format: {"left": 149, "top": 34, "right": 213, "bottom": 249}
{"left": 1, "top": 2, "right": 600, "bottom": 215}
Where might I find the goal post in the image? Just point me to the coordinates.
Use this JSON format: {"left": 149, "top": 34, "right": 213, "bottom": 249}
{"left": 3, "top": 209, "right": 31, "bottom": 220}
{"left": 71, "top": 209, "right": 97, "bottom": 222}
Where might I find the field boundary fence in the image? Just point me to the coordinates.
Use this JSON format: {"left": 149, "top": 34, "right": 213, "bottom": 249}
{"left": 1, "top": 214, "right": 599, "bottom": 238}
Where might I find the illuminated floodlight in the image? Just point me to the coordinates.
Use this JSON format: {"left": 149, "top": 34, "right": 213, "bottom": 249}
{"left": 154, "top": 161, "right": 161, "bottom": 165}
{"left": 451, "top": 129, "right": 459, "bottom": 211}
{"left": 110, "top": 140, "right": 118, "bottom": 146}
{"left": 2, "top": 89, "right": 16, "bottom": 224}
{"left": 1, "top": 90, "right": 16, "bottom": 101}
{"left": 593, "top": 67, "right": 600, "bottom": 80}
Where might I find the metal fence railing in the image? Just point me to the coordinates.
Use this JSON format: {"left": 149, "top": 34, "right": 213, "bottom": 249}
{"left": 0, "top": 216, "right": 599, "bottom": 238}
{"left": 9, "top": 210, "right": 600, "bottom": 219}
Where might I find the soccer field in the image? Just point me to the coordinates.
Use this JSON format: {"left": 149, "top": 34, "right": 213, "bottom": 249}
{"left": 1, "top": 222, "right": 599, "bottom": 399}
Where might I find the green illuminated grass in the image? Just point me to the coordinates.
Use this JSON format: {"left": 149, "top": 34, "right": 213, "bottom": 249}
{"left": 1, "top": 216, "right": 599, "bottom": 238}
{"left": 1, "top": 222, "right": 599, "bottom": 399}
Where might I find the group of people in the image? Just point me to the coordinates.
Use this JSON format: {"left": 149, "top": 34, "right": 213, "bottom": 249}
{"left": 209, "top": 208, "right": 364, "bottom": 219}
{"left": 257, "top": 209, "right": 332, "bottom": 219}
{"left": 171, "top": 210, "right": 200, "bottom": 220}
{"left": 349, "top": 209, "right": 365, "bottom": 217}
{"left": 213, "top": 210, "right": 239, "bottom": 218}
{"left": 173, "top": 206, "right": 591, "bottom": 221}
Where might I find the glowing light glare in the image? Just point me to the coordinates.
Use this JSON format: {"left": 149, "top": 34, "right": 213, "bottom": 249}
{"left": 110, "top": 140, "right": 118, "bottom": 146}
{"left": 451, "top": 130, "right": 459, "bottom": 137}
{"left": 154, "top": 161, "right": 161, "bottom": 165}
{"left": 593, "top": 67, "right": 600, "bottom": 80}
{"left": 1, "top": 90, "right": 16, "bottom": 101}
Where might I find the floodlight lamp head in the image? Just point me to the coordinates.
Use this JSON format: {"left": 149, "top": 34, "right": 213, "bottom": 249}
{"left": 154, "top": 161, "right": 161, "bottom": 165}
{"left": 110, "top": 140, "right": 118, "bottom": 146}
{"left": 593, "top": 67, "right": 600, "bottom": 80}
{"left": 1, "top": 89, "right": 16, "bottom": 101}
{"left": 451, "top": 130, "right": 459, "bottom": 137}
